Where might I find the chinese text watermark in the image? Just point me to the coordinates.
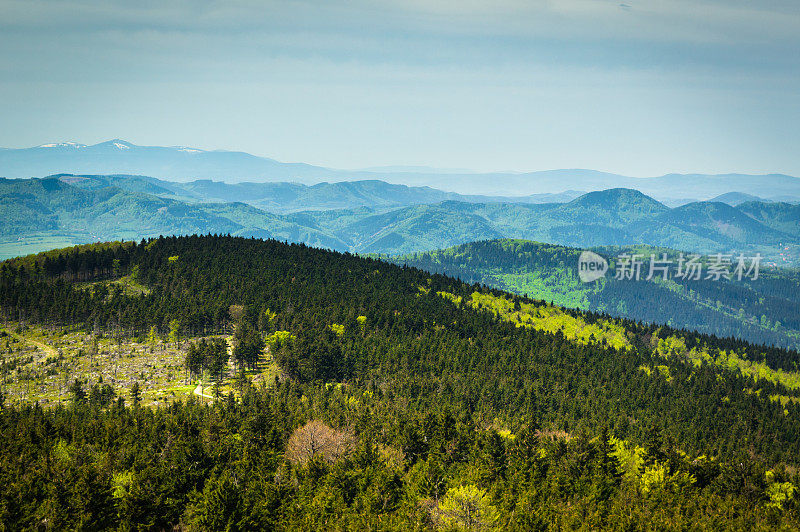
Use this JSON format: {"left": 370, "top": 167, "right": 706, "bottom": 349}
{"left": 578, "top": 252, "right": 762, "bottom": 283}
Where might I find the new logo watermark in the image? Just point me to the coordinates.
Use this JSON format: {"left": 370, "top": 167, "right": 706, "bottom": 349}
{"left": 578, "top": 251, "right": 608, "bottom": 282}
{"left": 577, "top": 252, "right": 762, "bottom": 283}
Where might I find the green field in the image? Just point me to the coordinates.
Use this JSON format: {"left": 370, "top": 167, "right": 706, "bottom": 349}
{"left": 0, "top": 234, "right": 93, "bottom": 260}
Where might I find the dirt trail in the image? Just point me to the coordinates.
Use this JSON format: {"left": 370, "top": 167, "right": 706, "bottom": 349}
{"left": 2, "top": 328, "right": 59, "bottom": 358}
{"left": 192, "top": 336, "right": 272, "bottom": 399}
{"left": 193, "top": 383, "right": 214, "bottom": 399}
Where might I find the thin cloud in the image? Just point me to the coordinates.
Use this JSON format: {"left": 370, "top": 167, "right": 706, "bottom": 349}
{"left": 0, "top": 0, "right": 798, "bottom": 175}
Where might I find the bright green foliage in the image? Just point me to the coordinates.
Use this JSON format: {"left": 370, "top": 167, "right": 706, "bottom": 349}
{"left": 765, "top": 471, "right": 797, "bottom": 509}
{"left": 394, "top": 239, "right": 800, "bottom": 351}
{"left": 265, "top": 330, "right": 295, "bottom": 347}
{"left": 356, "top": 315, "right": 367, "bottom": 332}
{"left": 654, "top": 332, "right": 800, "bottom": 391}
{"left": 329, "top": 323, "right": 345, "bottom": 337}
{"left": 609, "top": 436, "right": 645, "bottom": 481}
{"left": 438, "top": 484, "right": 500, "bottom": 530}
{"left": 655, "top": 365, "right": 673, "bottom": 383}
{"left": 436, "top": 291, "right": 462, "bottom": 306}
{"left": 656, "top": 335, "right": 688, "bottom": 358}
{"left": 496, "top": 429, "right": 516, "bottom": 441}
{"left": 147, "top": 325, "right": 159, "bottom": 350}
{"left": 167, "top": 255, "right": 179, "bottom": 263}
{"left": 770, "top": 394, "right": 800, "bottom": 410}
{"left": 442, "top": 290, "right": 630, "bottom": 350}
{"left": 111, "top": 471, "right": 136, "bottom": 501}
{"left": 610, "top": 436, "right": 696, "bottom": 495}
{"left": 168, "top": 319, "right": 181, "bottom": 344}
{"left": 767, "top": 482, "right": 797, "bottom": 509}
{"left": 640, "top": 462, "right": 668, "bottom": 494}
{"left": 640, "top": 462, "right": 696, "bottom": 495}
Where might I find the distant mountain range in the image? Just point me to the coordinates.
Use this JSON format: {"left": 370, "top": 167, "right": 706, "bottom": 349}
{"left": 52, "top": 174, "right": 583, "bottom": 214}
{"left": 0, "top": 140, "right": 337, "bottom": 184}
{"left": 1, "top": 175, "right": 798, "bottom": 264}
{"left": 390, "top": 239, "right": 800, "bottom": 350}
{"left": 2, "top": 140, "right": 800, "bottom": 201}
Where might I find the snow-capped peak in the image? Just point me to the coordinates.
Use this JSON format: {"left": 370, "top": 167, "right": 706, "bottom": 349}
{"left": 96, "top": 139, "right": 135, "bottom": 150}
{"left": 173, "top": 146, "right": 204, "bottom": 153}
{"left": 113, "top": 142, "right": 130, "bottom": 150}
{"left": 37, "top": 142, "right": 87, "bottom": 149}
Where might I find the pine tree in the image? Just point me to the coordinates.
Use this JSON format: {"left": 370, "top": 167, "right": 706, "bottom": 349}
{"left": 69, "top": 379, "right": 86, "bottom": 405}
{"left": 130, "top": 381, "right": 141, "bottom": 407}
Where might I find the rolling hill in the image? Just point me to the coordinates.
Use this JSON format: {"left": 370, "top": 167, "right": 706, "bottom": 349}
{"left": 0, "top": 177, "right": 340, "bottom": 250}
{"left": 709, "top": 192, "right": 766, "bottom": 206}
{"left": 629, "top": 201, "right": 795, "bottom": 254}
{"left": 338, "top": 190, "right": 798, "bottom": 257}
{"left": 0, "top": 177, "right": 240, "bottom": 240}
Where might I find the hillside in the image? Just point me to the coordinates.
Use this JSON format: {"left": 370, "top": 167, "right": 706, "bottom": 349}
{"left": 1, "top": 236, "right": 800, "bottom": 529}
{"left": 0, "top": 176, "right": 242, "bottom": 240}
{"left": 0, "top": 177, "right": 352, "bottom": 255}
{"left": 552, "top": 188, "right": 670, "bottom": 225}
{"left": 392, "top": 239, "right": 800, "bottom": 350}
{"left": 645, "top": 202, "right": 791, "bottom": 246}
{"left": 349, "top": 194, "right": 797, "bottom": 258}
{"left": 738, "top": 201, "right": 800, "bottom": 239}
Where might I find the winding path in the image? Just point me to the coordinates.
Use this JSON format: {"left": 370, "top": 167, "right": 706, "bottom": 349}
{"left": 193, "top": 383, "right": 214, "bottom": 399}
{"left": 2, "top": 328, "right": 59, "bottom": 358}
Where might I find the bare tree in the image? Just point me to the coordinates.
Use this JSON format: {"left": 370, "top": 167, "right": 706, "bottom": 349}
{"left": 285, "top": 420, "right": 355, "bottom": 465}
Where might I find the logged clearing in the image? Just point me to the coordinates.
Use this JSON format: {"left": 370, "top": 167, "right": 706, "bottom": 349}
{"left": 0, "top": 322, "right": 278, "bottom": 407}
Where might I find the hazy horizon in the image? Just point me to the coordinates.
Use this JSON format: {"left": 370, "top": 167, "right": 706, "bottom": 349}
{"left": 2, "top": 1, "right": 799, "bottom": 176}
{"left": 2, "top": 138, "right": 799, "bottom": 180}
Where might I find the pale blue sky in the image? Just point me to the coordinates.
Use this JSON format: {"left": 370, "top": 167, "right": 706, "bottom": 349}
{"left": 1, "top": 0, "right": 798, "bottom": 176}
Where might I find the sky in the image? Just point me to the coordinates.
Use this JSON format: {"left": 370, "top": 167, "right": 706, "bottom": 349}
{"left": 1, "top": 0, "right": 799, "bottom": 176}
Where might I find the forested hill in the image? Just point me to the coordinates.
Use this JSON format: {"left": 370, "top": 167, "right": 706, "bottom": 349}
{"left": 1, "top": 235, "right": 800, "bottom": 529}
{"left": 391, "top": 239, "right": 800, "bottom": 350}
